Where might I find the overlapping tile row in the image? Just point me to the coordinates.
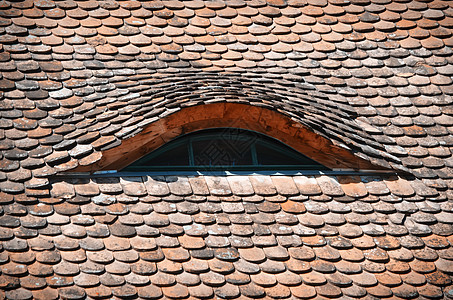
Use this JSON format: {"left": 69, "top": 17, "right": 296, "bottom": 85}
{"left": 0, "top": 175, "right": 451, "bottom": 299}
{"left": 0, "top": 0, "right": 452, "bottom": 186}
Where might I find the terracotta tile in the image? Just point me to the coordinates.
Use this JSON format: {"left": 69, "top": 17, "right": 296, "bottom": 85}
{"left": 293, "top": 176, "right": 322, "bottom": 195}
{"left": 401, "top": 271, "right": 426, "bottom": 286}
{"left": 348, "top": 271, "right": 379, "bottom": 288}
{"left": 301, "top": 270, "right": 327, "bottom": 285}
{"left": 338, "top": 176, "right": 368, "bottom": 198}
{"left": 238, "top": 247, "right": 266, "bottom": 263}
{"left": 104, "top": 236, "right": 131, "bottom": 251}
{"left": 186, "top": 283, "right": 212, "bottom": 298}
{"left": 252, "top": 234, "right": 277, "bottom": 247}
{"left": 422, "top": 235, "right": 449, "bottom": 249}
{"left": 58, "top": 287, "right": 86, "bottom": 300}
{"left": 73, "top": 272, "right": 100, "bottom": 288}
{"left": 143, "top": 176, "right": 170, "bottom": 196}
{"left": 314, "top": 245, "right": 341, "bottom": 261}
{"left": 365, "top": 284, "right": 393, "bottom": 298}
{"left": 32, "top": 287, "right": 59, "bottom": 300}
{"left": 260, "top": 283, "right": 288, "bottom": 298}
{"left": 226, "top": 175, "right": 255, "bottom": 196}
{"left": 249, "top": 175, "right": 277, "bottom": 196}
{"left": 213, "top": 247, "right": 239, "bottom": 262}
{"left": 85, "top": 286, "right": 113, "bottom": 298}
{"left": 349, "top": 235, "right": 375, "bottom": 250}
{"left": 315, "top": 282, "right": 342, "bottom": 297}
{"left": 326, "top": 234, "right": 352, "bottom": 249}
{"left": 375, "top": 272, "right": 403, "bottom": 287}
{"left": 271, "top": 176, "right": 299, "bottom": 196}
{"left": 223, "top": 269, "right": 250, "bottom": 285}
{"left": 418, "top": 283, "right": 444, "bottom": 299}
{"left": 384, "top": 176, "right": 415, "bottom": 197}
{"left": 311, "top": 258, "right": 336, "bottom": 273}
{"left": 235, "top": 282, "right": 263, "bottom": 298}
{"left": 174, "top": 271, "right": 199, "bottom": 286}
{"left": 280, "top": 200, "right": 306, "bottom": 214}
{"left": 410, "top": 259, "right": 436, "bottom": 274}
{"left": 333, "top": 258, "right": 361, "bottom": 274}
{"left": 53, "top": 202, "right": 81, "bottom": 216}
{"left": 74, "top": 181, "right": 100, "bottom": 197}
{"left": 204, "top": 176, "right": 232, "bottom": 196}
{"left": 289, "top": 283, "right": 316, "bottom": 298}
{"left": 212, "top": 282, "right": 239, "bottom": 298}
{"left": 256, "top": 201, "right": 281, "bottom": 213}
{"left": 374, "top": 235, "right": 401, "bottom": 250}
{"left": 298, "top": 213, "right": 325, "bottom": 228}
{"left": 361, "top": 260, "right": 384, "bottom": 275}
{"left": 60, "top": 248, "right": 87, "bottom": 263}
{"left": 196, "top": 271, "right": 225, "bottom": 288}
{"left": 86, "top": 249, "right": 114, "bottom": 265}
{"left": 178, "top": 234, "right": 205, "bottom": 250}
{"left": 386, "top": 257, "right": 411, "bottom": 274}
{"left": 250, "top": 271, "right": 276, "bottom": 287}
{"left": 301, "top": 235, "right": 327, "bottom": 247}
{"left": 209, "top": 258, "right": 234, "bottom": 274}
{"left": 393, "top": 283, "right": 420, "bottom": 298}
{"left": 262, "top": 245, "right": 288, "bottom": 260}
{"left": 206, "top": 235, "right": 230, "bottom": 248}
{"left": 316, "top": 176, "right": 344, "bottom": 197}
{"left": 120, "top": 176, "right": 147, "bottom": 196}
{"left": 112, "top": 284, "right": 137, "bottom": 298}
{"left": 303, "top": 200, "right": 329, "bottom": 214}
{"left": 164, "top": 176, "right": 191, "bottom": 196}
{"left": 184, "top": 176, "right": 209, "bottom": 196}
{"left": 363, "top": 247, "right": 389, "bottom": 262}
{"left": 50, "top": 181, "right": 75, "bottom": 199}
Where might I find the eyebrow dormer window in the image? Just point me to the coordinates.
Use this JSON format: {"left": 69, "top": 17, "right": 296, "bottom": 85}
{"left": 122, "top": 128, "right": 328, "bottom": 171}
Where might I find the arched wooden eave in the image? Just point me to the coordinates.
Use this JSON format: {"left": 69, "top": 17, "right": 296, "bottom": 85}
{"left": 71, "top": 102, "right": 386, "bottom": 173}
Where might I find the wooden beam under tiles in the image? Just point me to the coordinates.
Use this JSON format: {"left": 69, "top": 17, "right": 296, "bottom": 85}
{"left": 72, "top": 103, "right": 385, "bottom": 173}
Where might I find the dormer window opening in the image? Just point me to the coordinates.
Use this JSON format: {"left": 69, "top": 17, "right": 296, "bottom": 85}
{"left": 122, "top": 128, "right": 328, "bottom": 172}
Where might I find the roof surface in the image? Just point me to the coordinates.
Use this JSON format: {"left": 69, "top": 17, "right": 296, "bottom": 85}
{"left": 0, "top": 0, "right": 452, "bottom": 179}
{"left": 1, "top": 174, "right": 452, "bottom": 299}
{"left": 0, "top": 0, "right": 452, "bottom": 299}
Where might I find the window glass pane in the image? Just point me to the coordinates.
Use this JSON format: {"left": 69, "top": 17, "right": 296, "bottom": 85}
{"left": 192, "top": 138, "right": 253, "bottom": 166}
{"left": 255, "top": 142, "right": 315, "bottom": 165}
{"left": 140, "top": 144, "right": 189, "bottom": 166}
{"left": 123, "top": 128, "right": 327, "bottom": 170}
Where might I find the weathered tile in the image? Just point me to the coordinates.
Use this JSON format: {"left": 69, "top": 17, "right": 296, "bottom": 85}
{"left": 271, "top": 176, "right": 299, "bottom": 196}
{"left": 293, "top": 176, "right": 322, "bottom": 195}
{"left": 338, "top": 176, "right": 368, "bottom": 198}
{"left": 120, "top": 177, "right": 147, "bottom": 197}
{"left": 204, "top": 176, "right": 232, "bottom": 196}
{"left": 226, "top": 176, "right": 255, "bottom": 196}
{"left": 163, "top": 176, "right": 191, "bottom": 197}
{"left": 316, "top": 176, "right": 344, "bottom": 197}
{"left": 249, "top": 176, "right": 277, "bottom": 196}
{"left": 384, "top": 176, "right": 415, "bottom": 197}
{"left": 143, "top": 176, "right": 170, "bottom": 196}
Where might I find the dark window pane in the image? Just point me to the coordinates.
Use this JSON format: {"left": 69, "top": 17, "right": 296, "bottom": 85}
{"left": 141, "top": 144, "right": 189, "bottom": 166}
{"left": 192, "top": 138, "right": 253, "bottom": 166}
{"left": 255, "top": 142, "right": 315, "bottom": 165}
{"left": 123, "top": 128, "right": 327, "bottom": 171}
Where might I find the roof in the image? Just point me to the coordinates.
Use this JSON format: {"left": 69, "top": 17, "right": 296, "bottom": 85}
{"left": 1, "top": 174, "right": 452, "bottom": 299}
{"left": 0, "top": 0, "right": 451, "bottom": 178}
{"left": 0, "top": 0, "right": 452, "bottom": 299}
